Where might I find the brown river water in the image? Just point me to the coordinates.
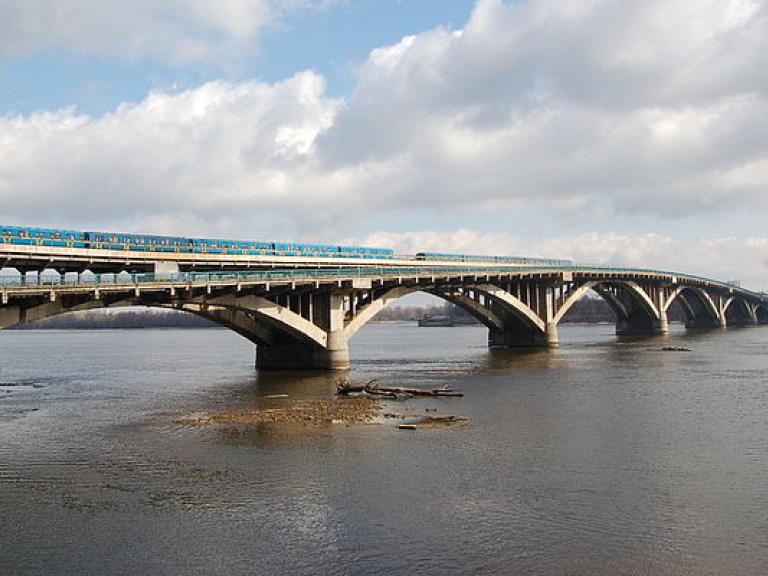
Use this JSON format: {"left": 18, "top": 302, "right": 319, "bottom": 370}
{"left": 1, "top": 323, "right": 767, "bottom": 575}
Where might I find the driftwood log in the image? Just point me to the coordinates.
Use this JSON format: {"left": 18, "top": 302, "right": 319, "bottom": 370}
{"left": 336, "top": 379, "right": 464, "bottom": 398}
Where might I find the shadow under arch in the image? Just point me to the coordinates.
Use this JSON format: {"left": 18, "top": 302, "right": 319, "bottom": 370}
{"left": 756, "top": 303, "right": 768, "bottom": 325}
{"left": 723, "top": 297, "right": 757, "bottom": 326}
{"left": 667, "top": 286, "right": 723, "bottom": 329}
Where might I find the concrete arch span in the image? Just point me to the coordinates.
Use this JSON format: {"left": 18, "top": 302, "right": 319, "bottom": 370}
{"left": 0, "top": 297, "right": 138, "bottom": 331}
{"left": 0, "top": 296, "right": 291, "bottom": 349}
{"left": 582, "top": 280, "right": 665, "bottom": 335}
{"left": 0, "top": 292, "right": 334, "bottom": 366}
{"left": 159, "top": 303, "right": 278, "bottom": 347}
{"left": 723, "top": 297, "right": 758, "bottom": 326}
{"left": 664, "top": 286, "right": 723, "bottom": 329}
{"left": 427, "top": 289, "right": 505, "bottom": 333}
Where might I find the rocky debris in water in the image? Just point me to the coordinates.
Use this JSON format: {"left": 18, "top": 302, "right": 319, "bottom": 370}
{"left": 336, "top": 378, "right": 464, "bottom": 397}
{"left": 174, "top": 397, "right": 381, "bottom": 427}
{"left": 395, "top": 415, "right": 471, "bottom": 430}
{"left": 0, "top": 382, "right": 43, "bottom": 387}
{"left": 174, "top": 378, "right": 471, "bottom": 430}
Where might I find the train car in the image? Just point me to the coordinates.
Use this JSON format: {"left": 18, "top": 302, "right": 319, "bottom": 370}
{"left": 415, "top": 252, "right": 571, "bottom": 266}
{"left": 1, "top": 225, "right": 87, "bottom": 247}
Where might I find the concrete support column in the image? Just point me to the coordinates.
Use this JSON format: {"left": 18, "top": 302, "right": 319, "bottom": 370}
{"left": 255, "top": 290, "right": 351, "bottom": 371}
{"left": 616, "top": 309, "right": 668, "bottom": 336}
{"left": 657, "top": 310, "right": 669, "bottom": 334}
{"left": 256, "top": 340, "right": 350, "bottom": 371}
{"left": 325, "top": 329, "right": 351, "bottom": 370}
{"left": 546, "top": 321, "right": 559, "bottom": 347}
{"left": 320, "top": 292, "right": 351, "bottom": 369}
{"left": 488, "top": 326, "right": 550, "bottom": 348}
{"left": 544, "top": 285, "right": 558, "bottom": 347}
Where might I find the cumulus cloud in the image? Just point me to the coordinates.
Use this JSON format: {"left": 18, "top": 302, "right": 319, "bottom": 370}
{"left": 0, "top": 72, "right": 347, "bottom": 234}
{"left": 317, "top": 0, "right": 768, "bottom": 218}
{"left": 1, "top": 0, "right": 767, "bottom": 287}
{"left": 0, "top": 0, "right": 275, "bottom": 65}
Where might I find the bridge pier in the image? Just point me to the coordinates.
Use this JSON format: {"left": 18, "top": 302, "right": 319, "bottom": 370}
{"left": 616, "top": 310, "right": 669, "bottom": 336}
{"left": 256, "top": 333, "right": 351, "bottom": 371}
{"left": 685, "top": 316, "right": 726, "bottom": 330}
{"left": 488, "top": 323, "right": 559, "bottom": 348}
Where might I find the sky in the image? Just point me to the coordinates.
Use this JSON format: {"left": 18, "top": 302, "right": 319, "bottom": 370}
{"left": 1, "top": 0, "right": 767, "bottom": 290}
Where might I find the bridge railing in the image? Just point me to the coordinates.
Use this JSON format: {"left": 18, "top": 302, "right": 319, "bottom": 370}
{"left": 1, "top": 266, "right": 507, "bottom": 287}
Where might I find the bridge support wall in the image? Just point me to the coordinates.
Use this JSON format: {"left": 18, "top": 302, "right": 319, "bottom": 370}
{"left": 686, "top": 316, "right": 726, "bottom": 330}
{"left": 488, "top": 321, "right": 559, "bottom": 348}
{"left": 616, "top": 310, "right": 669, "bottom": 336}
{"left": 256, "top": 340, "right": 350, "bottom": 370}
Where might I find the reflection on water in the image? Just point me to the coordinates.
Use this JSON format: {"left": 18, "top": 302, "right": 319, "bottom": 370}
{"left": 1, "top": 324, "right": 767, "bottom": 575}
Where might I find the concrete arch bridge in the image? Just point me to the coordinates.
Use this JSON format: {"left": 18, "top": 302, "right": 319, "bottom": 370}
{"left": 1, "top": 265, "right": 767, "bottom": 370}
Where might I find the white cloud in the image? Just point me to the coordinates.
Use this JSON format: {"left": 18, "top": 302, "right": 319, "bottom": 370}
{"left": 317, "top": 0, "right": 768, "bottom": 220}
{"left": 0, "top": 0, "right": 275, "bottom": 65}
{"left": 0, "top": 72, "right": 345, "bottom": 233}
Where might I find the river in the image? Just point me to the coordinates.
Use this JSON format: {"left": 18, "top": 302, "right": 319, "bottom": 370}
{"left": 1, "top": 323, "right": 767, "bottom": 575}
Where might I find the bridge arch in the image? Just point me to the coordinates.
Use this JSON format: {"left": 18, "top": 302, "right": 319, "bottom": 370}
{"left": 159, "top": 303, "right": 278, "bottom": 347}
{"left": 553, "top": 282, "right": 600, "bottom": 324}
{"left": 723, "top": 297, "right": 757, "bottom": 326}
{"left": 347, "top": 283, "right": 549, "bottom": 347}
{"left": 589, "top": 280, "right": 664, "bottom": 335}
{"left": 666, "top": 286, "right": 723, "bottom": 329}
{"left": 344, "top": 285, "right": 424, "bottom": 338}
{"left": 427, "top": 289, "right": 505, "bottom": 332}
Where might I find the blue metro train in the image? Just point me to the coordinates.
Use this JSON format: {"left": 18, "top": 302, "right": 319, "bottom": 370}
{"left": 415, "top": 252, "right": 571, "bottom": 266}
{"left": 0, "top": 225, "right": 392, "bottom": 258}
{"left": 0, "top": 225, "right": 571, "bottom": 266}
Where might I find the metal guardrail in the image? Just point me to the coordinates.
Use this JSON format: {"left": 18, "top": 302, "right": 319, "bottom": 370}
{"left": 0, "top": 265, "right": 765, "bottom": 299}
{"left": 2, "top": 266, "right": 466, "bottom": 287}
